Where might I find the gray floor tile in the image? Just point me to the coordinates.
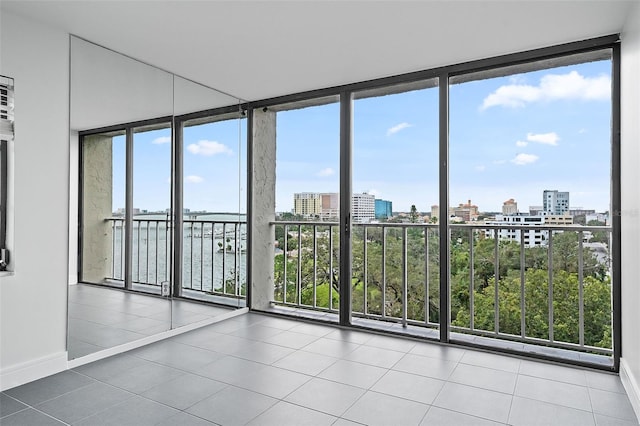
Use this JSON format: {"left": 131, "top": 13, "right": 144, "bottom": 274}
{"left": 5, "top": 370, "right": 95, "bottom": 406}
{"left": 247, "top": 400, "right": 337, "bottom": 426}
{"left": 73, "top": 353, "right": 147, "bottom": 381}
{"left": 508, "top": 395, "right": 595, "bottom": 426}
{"left": 343, "top": 345, "right": 405, "bottom": 369}
{"left": 111, "top": 316, "right": 170, "bottom": 334}
{"left": 273, "top": 350, "right": 338, "bottom": 376}
{"left": 364, "top": 334, "right": 417, "bottom": 353}
{"left": 155, "top": 411, "right": 218, "bottom": 426}
{"left": 392, "top": 353, "right": 458, "bottom": 380}
{"left": 262, "top": 330, "right": 321, "bottom": 349}
{"left": 518, "top": 359, "right": 587, "bottom": 386}
{"left": 515, "top": 374, "right": 592, "bottom": 412}
{"left": 0, "top": 393, "right": 28, "bottom": 418}
{"left": 332, "top": 419, "right": 365, "bottom": 426}
{"left": 409, "top": 342, "right": 466, "bottom": 362}
{"left": 288, "top": 322, "right": 337, "bottom": 337}
{"left": 325, "top": 329, "right": 373, "bottom": 344}
{"left": 67, "top": 338, "right": 104, "bottom": 359}
{"left": 449, "top": 362, "right": 517, "bottom": 394}
{"left": 131, "top": 340, "right": 224, "bottom": 372}
{"left": 342, "top": 390, "right": 429, "bottom": 426}
{"left": 256, "top": 316, "right": 301, "bottom": 330}
{"left": 237, "top": 365, "right": 311, "bottom": 399}
{"left": 590, "top": 387, "right": 638, "bottom": 421}
{"left": 198, "top": 355, "right": 267, "bottom": 384}
{"left": 189, "top": 332, "right": 254, "bottom": 355}
{"left": 371, "top": 370, "right": 444, "bottom": 405}
{"left": 229, "top": 324, "right": 285, "bottom": 341}
{"left": 587, "top": 371, "right": 628, "bottom": 394}
{"left": 420, "top": 406, "right": 504, "bottom": 426}
{"left": 35, "top": 382, "right": 133, "bottom": 424}
{"left": 433, "top": 382, "right": 512, "bottom": 423}
{"left": 459, "top": 350, "right": 520, "bottom": 373}
{"left": 594, "top": 413, "right": 640, "bottom": 425}
{"left": 233, "top": 340, "right": 295, "bottom": 364}
{"left": 285, "top": 377, "right": 366, "bottom": 417}
{"left": 141, "top": 373, "right": 227, "bottom": 410}
{"left": 0, "top": 408, "right": 67, "bottom": 425}
{"left": 101, "top": 361, "right": 184, "bottom": 394}
{"left": 318, "top": 360, "right": 388, "bottom": 389}
{"left": 302, "top": 337, "right": 360, "bottom": 358}
{"left": 186, "top": 385, "right": 277, "bottom": 425}
{"left": 75, "top": 395, "right": 180, "bottom": 426}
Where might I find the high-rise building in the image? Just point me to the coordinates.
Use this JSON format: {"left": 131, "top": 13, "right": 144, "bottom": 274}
{"left": 293, "top": 192, "right": 322, "bottom": 217}
{"left": 502, "top": 198, "right": 518, "bottom": 215}
{"left": 352, "top": 192, "right": 375, "bottom": 223}
{"left": 374, "top": 199, "right": 392, "bottom": 219}
{"left": 543, "top": 190, "right": 570, "bottom": 215}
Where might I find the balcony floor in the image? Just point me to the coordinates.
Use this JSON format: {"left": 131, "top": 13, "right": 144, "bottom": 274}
{"left": 2, "top": 313, "right": 638, "bottom": 425}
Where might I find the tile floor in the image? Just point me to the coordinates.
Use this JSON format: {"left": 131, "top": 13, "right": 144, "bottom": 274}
{"left": 2, "top": 312, "right": 638, "bottom": 425}
{"left": 68, "top": 284, "right": 236, "bottom": 359}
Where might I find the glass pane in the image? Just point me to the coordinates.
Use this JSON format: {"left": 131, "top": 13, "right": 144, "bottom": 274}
{"left": 352, "top": 80, "right": 440, "bottom": 328}
{"left": 449, "top": 51, "right": 613, "bottom": 351}
{"left": 132, "top": 125, "right": 172, "bottom": 293}
{"left": 273, "top": 97, "right": 340, "bottom": 312}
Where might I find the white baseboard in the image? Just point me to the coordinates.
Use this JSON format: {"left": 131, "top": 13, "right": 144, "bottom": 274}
{"left": 0, "top": 351, "right": 68, "bottom": 391}
{"left": 620, "top": 358, "right": 640, "bottom": 422}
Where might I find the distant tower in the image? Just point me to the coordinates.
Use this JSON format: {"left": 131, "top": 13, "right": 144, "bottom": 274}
{"left": 543, "top": 190, "right": 570, "bottom": 215}
{"left": 502, "top": 199, "right": 518, "bottom": 215}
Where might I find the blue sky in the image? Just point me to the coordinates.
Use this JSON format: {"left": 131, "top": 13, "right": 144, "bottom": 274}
{"left": 112, "top": 58, "right": 612, "bottom": 215}
{"left": 277, "top": 59, "right": 612, "bottom": 214}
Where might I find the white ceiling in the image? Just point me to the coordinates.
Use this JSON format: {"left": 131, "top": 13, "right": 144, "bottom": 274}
{"left": 2, "top": 0, "right": 636, "bottom": 102}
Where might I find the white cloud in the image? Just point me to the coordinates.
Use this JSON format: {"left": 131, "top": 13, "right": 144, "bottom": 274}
{"left": 515, "top": 140, "right": 528, "bottom": 147}
{"left": 481, "top": 70, "right": 610, "bottom": 110}
{"left": 152, "top": 136, "right": 171, "bottom": 144}
{"left": 579, "top": 128, "right": 588, "bottom": 134}
{"left": 185, "top": 175, "right": 204, "bottom": 183}
{"left": 386, "top": 122, "right": 412, "bottom": 136}
{"left": 186, "top": 140, "right": 232, "bottom": 156}
{"left": 316, "top": 167, "right": 335, "bottom": 177}
{"left": 511, "top": 153, "right": 539, "bottom": 166}
{"left": 527, "top": 132, "right": 559, "bottom": 146}
{"left": 475, "top": 165, "right": 486, "bottom": 172}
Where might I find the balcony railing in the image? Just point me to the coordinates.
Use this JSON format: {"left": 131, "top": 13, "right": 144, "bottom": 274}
{"left": 272, "top": 220, "right": 613, "bottom": 355}
{"left": 107, "top": 218, "right": 246, "bottom": 299}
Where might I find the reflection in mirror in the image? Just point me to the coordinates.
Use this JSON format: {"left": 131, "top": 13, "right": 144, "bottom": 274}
{"left": 69, "top": 36, "right": 173, "bottom": 359}
{"left": 172, "top": 76, "right": 247, "bottom": 329}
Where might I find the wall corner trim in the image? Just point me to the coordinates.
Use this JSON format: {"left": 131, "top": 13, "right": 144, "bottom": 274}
{"left": 0, "top": 351, "right": 68, "bottom": 391}
{"left": 620, "top": 358, "right": 640, "bottom": 423}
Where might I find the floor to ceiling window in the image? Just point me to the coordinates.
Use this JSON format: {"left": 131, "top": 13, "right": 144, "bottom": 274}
{"left": 259, "top": 37, "right": 619, "bottom": 369}
{"left": 448, "top": 50, "right": 614, "bottom": 360}
{"left": 272, "top": 96, "right": 341, "bottom": 313}
{"left": 351, "top": 80, "right": 440, "bottom": 329}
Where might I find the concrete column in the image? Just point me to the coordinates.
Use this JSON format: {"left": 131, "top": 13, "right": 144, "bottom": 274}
{"left": 250, "top": 110, "right": 276, "bottom": 310}
{"left": 81, "top": 134, "right": 113, "bottom": 283}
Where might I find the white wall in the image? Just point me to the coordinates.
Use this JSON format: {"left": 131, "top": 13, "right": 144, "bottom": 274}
{"left": 0, "top": 10, "right": 70, "bottom": 389}
{"left": 620, "top": 0, "right": 640, "bottom": 418}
